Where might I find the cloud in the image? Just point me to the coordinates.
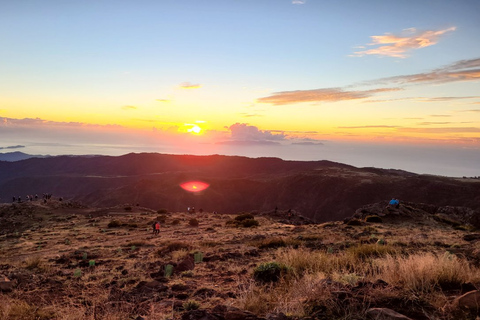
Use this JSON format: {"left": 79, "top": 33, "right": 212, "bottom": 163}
{"left": 0, "top": 145, "right": 25, "bottom": 150}
{"left": 291, "top": 141, "right": 324, "bottom": 146}
{"left": 352, "top": 27, "right": 456, "bottom": 58}
{"left": 337, "top": 125, "right": 400, "bottom": 129}
{"left": 292, "top": 0, "right": 306, "bottom": 4}
{"left": 398, "top": 127, "right": 480, "bottom": 133}
{"left": 430, "top": 114, "right": 451, "bottom": 118}
{"left": 376, "top": 57, "right": 480, "bottom": 84}
{"left": 257, "top": 87, "right": 401, "bottom": 105}
{"left": 156, "top": 99, "right": 171, "bottom": 103}
{"left": 239, "top": 113, "right": 263, "bottom": 118}
{"left": 458, "top": 109, "right": 480, "bottom": 113}
{"left": 417, "top": 122, "right": 452, "bottom": 125}
{"left": 179, "top": 82, "right": 201, "bottom": 89}
{"left": 122, "top": 105, "right": 137, "bottom": 110}
{"left": 216, "top": 140, "right": 281, "bottom": 146}
{"left": 226, "top": 123, "right": 286, "bottom": 143}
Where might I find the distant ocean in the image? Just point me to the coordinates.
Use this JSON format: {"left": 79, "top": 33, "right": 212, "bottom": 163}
{"left": 1, "top": 140, "right": 479, "bottom": 178}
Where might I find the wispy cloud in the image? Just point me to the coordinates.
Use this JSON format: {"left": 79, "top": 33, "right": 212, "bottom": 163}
{"left": 179, "top": 82, "right": 201, "bottom": 89}
{"left": 122, "top": 105, "right": 137, "bottom": 110}
{"left": 430, "top": 114, "right": 451, "bottom": 118}
{"left": 337, "top": 125, "right": 400, "bottom": 129}
{"left": 458, "top": 109, "right": 480, "bottom": 113}
{"left": 156, "top": 99, "right": 171, "bottom": 103}
{"left": 292, "top": 0, "right": 306, "bottom": 4}
{"left": 0, "top": 145, "right": 25, "bottom": 150}
{"left": 257, "top": 87, "right": 401, "bottom": 105}
{"left": 398, "top": 127, "right": 480, "bottom": 133}
{"left": 239, "top": 113, "right": 263, "bottom": 118}
{"left": 376, "top": 57, "right": 480, "bottom": 84}
{"left": 417, "top": 122, "right": 452, "bottom": 125}
{"left": 352, "top": 27, "right": 456, "bottom": 58}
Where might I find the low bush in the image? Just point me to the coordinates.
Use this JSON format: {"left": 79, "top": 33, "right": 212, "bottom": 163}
{"left": 240, "top": 219, "right": 259, "bottom": 228}
{"left": 157, "top": 241, "right": 191, "bottom": 255}
{"left": 235, "top": 213, "right": 255, "bottom": 221}
{"left": 253, "top": 262, "right": 290, "bottom": 283}
{"left": 107, "top": 220, "right": 122, "bottom": 228}
{"left": 183, "top": 300, "right": 200, "bottom": 311}
{"left": 157, "top": 208, "right": 168, "bottom": 214}
{"left": 347, "top": 243, "right": 397, "bottom": 260}
{"left": 189, "top": 218, "right": 199, "bottom": 227}
{"left": 252, "top": 237, "right": 301, "bottom": 250}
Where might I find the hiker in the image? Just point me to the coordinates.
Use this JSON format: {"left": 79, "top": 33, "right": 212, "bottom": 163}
{"left": 154, "top": 221, "right": 160, "bottom": 235}
{"left": 12, "top": 196, "right": 16, "bottom": 202}
{"left": 287, "top": 209, "right": 292, "bottom": 221}
{"left": 388, "top": 198, "right": 400, "bottom": 209}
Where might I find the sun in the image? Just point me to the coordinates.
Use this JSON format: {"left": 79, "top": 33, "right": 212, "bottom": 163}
{"left": 188, "top": 125, "right": 202, "bottom": 134}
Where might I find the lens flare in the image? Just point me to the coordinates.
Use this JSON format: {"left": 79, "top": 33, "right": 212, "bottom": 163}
{"left": 180, "top": 180, "right": 210, "bottom": 192}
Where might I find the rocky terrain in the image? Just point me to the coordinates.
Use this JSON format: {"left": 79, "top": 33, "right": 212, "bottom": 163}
{"left": 3, "top": 199, "right": 480, "bottom": 319}
{"left": 1, "top": 153, "right": 479, "bottom": 223}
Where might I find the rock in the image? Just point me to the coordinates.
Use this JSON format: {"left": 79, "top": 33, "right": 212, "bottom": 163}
{"left": 134, "top": 280, "right": 168, "bottom": 294}
{"left": 266, "top": 313, "right": 290, "bottom": 320}
{"left": 452, "top": 290, "right": 480, "bottom": 310}
{"left": 0, "top": 276, "right": 15, "bottom": 292}
{"left": 463, "top": 234, "right": 480, "bottom": 242}
{"left": 366, "top": 308, "right": 412, "bottom": 320}
{"left": 365, "top": 215, "right": 382, "bottom": 223}
{"left": 346, "top": 219, "right": 363, "bottom": 226}
{"left": 461, "top": 283, "right": 477, "bottom": 294}
{"left": 194, "top": 288, "right": 217, "bottom": 298}
{"left": 176, "top": 256, "right": 195, "bottom": 273}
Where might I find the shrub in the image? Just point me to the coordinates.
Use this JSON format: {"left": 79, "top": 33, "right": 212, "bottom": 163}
{"left": 172, "top": 219, "right": 180, "bottom": 225}
{"left": 157, "top": 208, "right": 168, "bottom": 214}
{"left": 189, "top": 218, "right": 199, "bottom": 227}
{"left": 108, "top": 220, "right": 122, "bottom": 228}
{"left": 158, "top": 241, "right": 191, "bottom": 255}
{"left": 241, "top": 219, "right": 259, "bottom": 228}
{"left": 183, "top": 300, "right": 200, "bottom": 311}
{"left": 347, "top": 243, "right": 397, "bottom": 260}
{"left": 25, "top": 256, "right": 43, "bottom": 270}
{"left": 235, "top": 213, "right": 255, "bottom": 221}
{"left": 156, "top": 215, "right": 167, "bottom": 223}
{"left": 253, "top": 262, "right": 290, "bottom": 283}
{"left": 252, "top": 237, "right": 300, "bottom": 250}
{"left": 124, "top": 206, "right": 132, "bottom": 211}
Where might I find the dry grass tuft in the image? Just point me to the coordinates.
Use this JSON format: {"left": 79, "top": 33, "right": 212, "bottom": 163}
{"left": 374, "top": 252, "right": 480, "bottom": 293}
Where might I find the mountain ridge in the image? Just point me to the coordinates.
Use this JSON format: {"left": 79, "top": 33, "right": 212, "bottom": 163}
{"left": 1, "top": 152, "right": 479, "bottom": 222}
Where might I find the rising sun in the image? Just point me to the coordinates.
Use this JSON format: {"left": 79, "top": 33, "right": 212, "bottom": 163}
{"left": 188, "top": 125, "right": 202, "bottom": 134}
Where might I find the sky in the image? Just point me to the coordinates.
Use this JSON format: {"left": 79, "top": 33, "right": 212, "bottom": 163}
{"left": 1, "top": 0, "right": 479, "bottom": 176}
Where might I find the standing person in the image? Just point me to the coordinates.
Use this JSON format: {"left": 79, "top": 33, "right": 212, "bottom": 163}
{"left": 154, "top": 221, "right": 160, "bottom": 235}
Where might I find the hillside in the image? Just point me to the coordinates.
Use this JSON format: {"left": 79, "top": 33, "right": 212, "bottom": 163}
{"left": 2, "top": 200, "right": 480, "bottom": 319}
{"left": 1, "top": 153, "right": 479, "bottom": 222}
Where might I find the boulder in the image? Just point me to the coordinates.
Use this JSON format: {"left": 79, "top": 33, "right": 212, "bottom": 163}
{"left": 0, "top": 276, "right": 15, "bottom": 292}
{"left": 365, "top": 215, "right": 383, "bottom": 223}
{"left": 452, "top": 290, "right": 480, "bottom": 310}
{"left": 176, "top": 256, "right": 195, "bottom": 273}
{"left": 463, "top": 234, "right": 480, "bottom": 242}
{"left": 366, "top": 308, "right": 412, "bottom": 320}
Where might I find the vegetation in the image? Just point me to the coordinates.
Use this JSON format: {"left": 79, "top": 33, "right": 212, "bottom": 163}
{"left": 3, "top": 201, "right": 480, "bottom": 320}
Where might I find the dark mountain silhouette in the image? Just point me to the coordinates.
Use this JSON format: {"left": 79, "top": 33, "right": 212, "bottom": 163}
{"left": 1, "top": 152, "right": 479, "bottom": 222}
